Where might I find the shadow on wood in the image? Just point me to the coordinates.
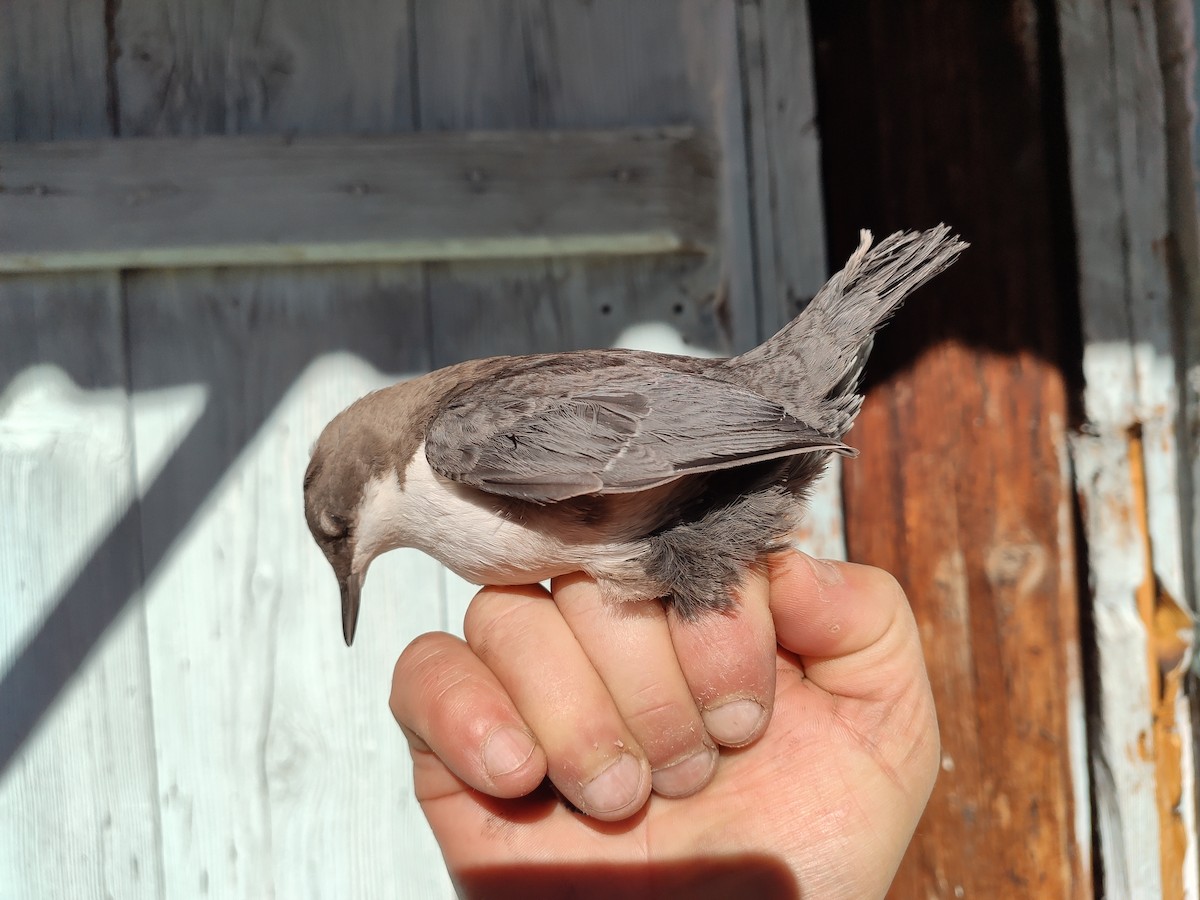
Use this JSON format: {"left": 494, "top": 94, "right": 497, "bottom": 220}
{"left": 0, "top": 248, "right": 736, "bottom": 775}
{"left": 0, "top": 266, "right": 434, "bottom": 773}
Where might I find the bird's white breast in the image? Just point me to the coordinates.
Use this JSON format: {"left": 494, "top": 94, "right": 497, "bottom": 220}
{"left": 354, "top": 443, "right": 639, "bottom": 585}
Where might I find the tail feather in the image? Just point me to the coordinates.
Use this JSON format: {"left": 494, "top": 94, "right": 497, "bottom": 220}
{"left": 726, "top": 225, "right": 967, "bottom": 436}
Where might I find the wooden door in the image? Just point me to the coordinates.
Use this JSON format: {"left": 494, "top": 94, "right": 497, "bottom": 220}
{"left": 0, "top": 2, "right": 828, "bottom": 897}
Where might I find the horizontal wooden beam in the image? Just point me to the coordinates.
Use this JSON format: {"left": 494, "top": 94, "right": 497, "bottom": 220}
{"left": 0, "top": 128, "right": 716, "bottom": 272}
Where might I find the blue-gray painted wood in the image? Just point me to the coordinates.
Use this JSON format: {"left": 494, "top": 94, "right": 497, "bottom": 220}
{"left": 0, "top": 2, "right": 169, "bottom": 899}
{"left": 0, "top": 2, "right": 833, "bottom": 897}
{"left": 0, "top": 129, "right": 717, "bottom": 273}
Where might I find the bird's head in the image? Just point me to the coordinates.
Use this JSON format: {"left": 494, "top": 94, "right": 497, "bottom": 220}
{"left": 303, "top": 410, "right": 390, "bottom": 647}
{"left": 302, "top": 373, "right": 472, "bottom": 645}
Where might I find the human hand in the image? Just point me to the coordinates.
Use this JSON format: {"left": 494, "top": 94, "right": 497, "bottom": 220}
{"left": 390, "top": 552, "right": 939, "bottom": 899}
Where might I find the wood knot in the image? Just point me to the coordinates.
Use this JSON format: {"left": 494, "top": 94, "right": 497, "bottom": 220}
{"left": 984, "top": 541, "right": 1046, "bottom": 595}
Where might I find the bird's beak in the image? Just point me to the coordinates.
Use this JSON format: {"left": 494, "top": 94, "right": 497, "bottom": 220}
{"left": 339, "top": 571, "right": 362, "bottom": 646}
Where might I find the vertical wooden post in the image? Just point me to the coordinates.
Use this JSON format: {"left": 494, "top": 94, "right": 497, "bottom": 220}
{"left": 1059, "top": 0, "right": 1198, "bottom": 895}
{"left": 810, "top": 2, "right": 1091, "bottom": 895}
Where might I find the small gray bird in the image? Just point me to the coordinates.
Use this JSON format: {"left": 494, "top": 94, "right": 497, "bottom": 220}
{"left": 305, "top": 226, "right": 965, "bottom": 645}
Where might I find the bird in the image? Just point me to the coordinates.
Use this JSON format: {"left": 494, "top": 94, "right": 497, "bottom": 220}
{"left": 304, "top": 226, "right": 966, "bottom": 645}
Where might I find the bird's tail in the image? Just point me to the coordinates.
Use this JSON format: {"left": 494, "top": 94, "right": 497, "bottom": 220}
{"left": 726, "top": 225, "right": 967, "bottom": 436}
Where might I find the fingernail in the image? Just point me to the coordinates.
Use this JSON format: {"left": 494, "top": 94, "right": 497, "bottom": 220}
{"left": 482, "top": 726, "right": 536, "bottom": 778}
{"left": 703, "top": 699, "right": 767, "bottom": 746}
{"left": 799, "top": 551, "right": 843, "bottom": 587}
{"left": 579, "top": 752, "right": 645, "bottom": 814}
{"left": 651, "top": 745, "right": 718, "bottom": 798}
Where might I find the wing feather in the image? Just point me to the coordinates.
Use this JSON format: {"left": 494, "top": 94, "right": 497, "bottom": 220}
{"left": 425, "top": 362, "right": 852, "bottom": 502}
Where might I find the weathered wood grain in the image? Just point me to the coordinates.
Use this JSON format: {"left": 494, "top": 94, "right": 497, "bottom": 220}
{"left": 124, "top": 265, "right": 449, "bottom": 899}
{"left": 1159, "top": 0, "right": 1200, "bottom": 606}
{"left": 113, "top": 1, "right": 454, "bottom": 896}
{"left": 0, "top": 277, "right": 164, "bottom": 900}
{"left": 0, "top": 0, "right": 111, "bottom": 139}
{"left": 738, "top": 0, "right": 843, "bottom": 561}
{"left": 0, "top": 129, "right": 717, "bottom": 273}
{"left": 114, "top": 0, "right": 417, "bottom": 137}
{"left": 414, "top": 0, "right": 755, "bottom": 362}
{"left": 811, "top": 1, "right": 1091, "bottom": 896}
{"left": 1157, "top": 1, "right": 1200, "bottom": 887}
{"left": 738, "top": 0, "right": 826, "bottom": 337}
{"left": 1058, "top": 0, "right": 1196, "bottom": 895}
{"left": 1, "top": 2, "right": 844, "bottom": 896}
{"left": 0, "top": 3, "right": 167, "bottom": 898}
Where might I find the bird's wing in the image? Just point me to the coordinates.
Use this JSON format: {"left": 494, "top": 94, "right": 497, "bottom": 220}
{"left": 425, "top": 360, "right": 854, "bottom": 502}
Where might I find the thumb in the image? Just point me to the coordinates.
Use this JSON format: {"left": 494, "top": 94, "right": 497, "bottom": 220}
{"left": 768, "top": 551, "right": 929, "bottom": 701}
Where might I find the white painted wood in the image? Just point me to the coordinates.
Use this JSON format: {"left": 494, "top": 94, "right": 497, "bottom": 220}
{"left": 125, "top": 266, "right": 453, "bottom": 899}
{"left": 739, "top": 0, "right": 826, "bottom": 337}
{"left": 0, "top": 4, "right": 830, "bottom": 898}
{"left": 1055, "top": 419, "right": 1095, "bottom": 886}
{"left": 1070, "top": 427, "right": 1161, "bottom": 896}
{"left": 414, "top": 0, "right": 753, "bottom": 358}
{"left": 682, "top": 0, "right": 762, "bottom": 355}
{"left": 0, "top": 278, "right": 163, "bottom": 900}
{"left": 112, "top": 0, "right": 461, "bottom": 893}
{"left": 0, "top": 4, "right": 167, "bottom": 897}
{"left": 1058, "top": 0, "right": 1197, "bottom": 894}
{"left": 0, "top": 129, "right": 717, "bottom": 273}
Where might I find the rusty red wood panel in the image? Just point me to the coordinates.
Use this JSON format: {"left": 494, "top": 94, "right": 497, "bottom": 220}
{"left": 809, "top": 1, "right": 1092, "bottom": 896}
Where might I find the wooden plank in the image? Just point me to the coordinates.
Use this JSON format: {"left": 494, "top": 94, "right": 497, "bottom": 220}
{"left": 124, "top": 265, "right": 450, "bottom": 899}
{"left": 809, "top": 2, "right": 1091, "bottom": 896}
{"left": 112, "top": 1, "right": 456, "bottom": 896}
{"left": 1057, "top": 0, "right": 1197, "bottom": 895}
{"left": 1165, "top": 0, "right": 1200, "bottom": 592}
{"left": 0, "top": 275, "right": 164, "bottom": 900}
{"left": 738, "top": 0, "right": 843, "bottom": 561}
{"left": 113, "top": 0, "right": 418, "bottom": 137}
{"left": 738, "top": 0, "right": 826, "bottom": 337}
{"left": 0, "top": 0, "right": 112, "bottom": 139}
{"left": 1159, "top": 2, "right": 1200, "bottom": 888}
{"left": 0, "top": 3, "right": 166, "bottom": 898}
{"left": 690, "top": 0, "right": 766, "bottom": 356}
{"left": 0, "top": 129, "right": 717, "bottom": 273}
{"left": 414, "top": 0, "right": 757, "bottom": 366}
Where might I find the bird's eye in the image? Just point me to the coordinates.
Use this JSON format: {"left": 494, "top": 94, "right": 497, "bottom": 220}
{"left": 318, "top": 511, "right": 349, "bottom": 541}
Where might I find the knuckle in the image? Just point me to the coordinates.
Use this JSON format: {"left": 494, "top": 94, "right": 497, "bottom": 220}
{"left": 464, "top": 591, "right": 543, "bottom": 661}
{"left": 395, "top": 631, "right": 458, "bottom": 682}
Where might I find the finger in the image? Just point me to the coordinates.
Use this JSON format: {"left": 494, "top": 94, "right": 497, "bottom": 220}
{"left": 464, "top": 584, "right": 652, "bottom": 821}
{"left": 666, "top": 567, "right": 777, "bottom": 748}
{"left": 389, "top": 631, "right": 547, "bottom": 800}
{"left": 767, "top": 550, "right": 940, "bottom": 808}
{"left": 768, "top": 550, "right": 926, "bottom": 699}
{"left": 552, "top": 573, "right": 717, "bottom": 799}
